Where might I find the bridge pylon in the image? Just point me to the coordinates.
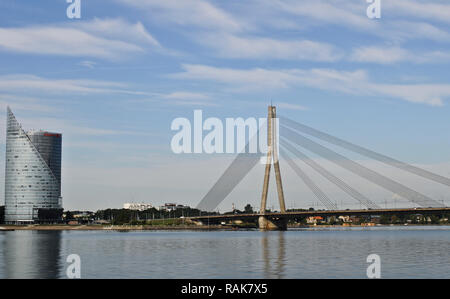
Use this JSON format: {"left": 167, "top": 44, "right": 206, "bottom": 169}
{"left": 259, "top": 106, "right": 287, "bottom": 230}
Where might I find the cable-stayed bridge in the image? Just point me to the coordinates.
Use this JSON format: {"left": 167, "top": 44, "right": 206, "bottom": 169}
{"left": 193, "top": 106, "right": 450, "bottom": 230}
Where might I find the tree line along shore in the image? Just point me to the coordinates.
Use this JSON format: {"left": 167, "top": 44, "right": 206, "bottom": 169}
{"left": 1, "top": 205, "right": 449, "bottom": 229}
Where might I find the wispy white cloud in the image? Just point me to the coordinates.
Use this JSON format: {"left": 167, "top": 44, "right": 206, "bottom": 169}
{"left": 388, "top": 21, "right": 450, "bottom": 43}
{"left": 162, "top": 91, "right": 216, "bottom": 106}
{"left": 0, "top": 18, "right": 160, "bottom": 60}
{"left": 371, "top": 83, "right": 450, "bottom": 107}
{"left": 0, "top": 113, "right": 152, "bottom": 140}
{"left": 79, "top": 60, "right": 97, "bottom": 69}
{"left": 114, "top": 0, "right": 450, "bottom": 65}
{"left": 130, "top": 91, "right": 217, "bottom": 107}
{"left": 117, "top": 0, "right": 344, "bottom": 62}
{"left": 264, "top": 0, "right": 450, "bottom": 43}
{"left": 270, "top": 0, "right": 374, "bottom": 30}
{"left": 0, "top": 95, "right": 60, "bottom": 113}
{"left": 350, "top": 46, "right": 411, "bottom": 64}
{"left": 172, "top": 64, "right": 450, "bottom": 106}
{"left": 115, "top": 0, "right": 243, "bottom": 32}
{"left": 198, "top": 33, "right": 342, "bottom": 62}
{"left": 77, "top": 18, "right": 160, "bottom": 46}
{"left": 171, "top": 64, "right": 367, "bottom": 92}
{"left": 385, "top": 0, "right": 450, "bottom": 25}
{"left": 163, "top": 91, "right": 210, "bottom": 101}
{"left": 350, "top": 46, "right": 450, "bottom": 64}
{"left": 0, "top": 106, "right": 155, "bottom": 150}
{"left": 277, "top": 102, "right": 309, "bottom": 111}
{"left": 0, "top": 74, "right": 149, "bottom": 96}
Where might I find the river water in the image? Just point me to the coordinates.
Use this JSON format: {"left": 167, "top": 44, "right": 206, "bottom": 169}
{"left": 0, "top": 226, "right": 449, "bottom": 279}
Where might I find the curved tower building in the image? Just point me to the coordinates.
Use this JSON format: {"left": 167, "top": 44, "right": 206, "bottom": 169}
{"left": 4, "top": 107, "right": 62, "bottom": 224}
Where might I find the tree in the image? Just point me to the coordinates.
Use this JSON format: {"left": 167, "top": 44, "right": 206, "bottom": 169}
{"left": 65, "top": 211, "right": 74, "bottom": 221}
{"left": 38, "top": 208, "right": 63, "bottom": 222}
{"left": 430, "top": 215, "right": 440, "bottom": 225}
{"left": 380, "top": 215, "right": 390, "bottom": 224}
{"left": 244, "top": 204, "right": 254, "bottom": 214}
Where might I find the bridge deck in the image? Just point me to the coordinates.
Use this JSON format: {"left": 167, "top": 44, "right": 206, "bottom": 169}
{"left": 189, "top": 207, "right": 450, "bottom": 222}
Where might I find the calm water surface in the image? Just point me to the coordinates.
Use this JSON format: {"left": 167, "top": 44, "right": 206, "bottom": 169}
{"left": 0, "top": 226, "right": 449, "bottom": 279}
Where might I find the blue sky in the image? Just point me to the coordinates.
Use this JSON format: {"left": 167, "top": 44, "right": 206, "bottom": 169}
{"left": 1, "top": 0, "right": 450, "bottom": 211}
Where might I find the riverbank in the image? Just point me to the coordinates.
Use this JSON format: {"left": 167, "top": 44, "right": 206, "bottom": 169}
{"left": 0, "top": 224, "right": 236, "bottom": 231}
{"left": 1, "top": 223, "right": 449, "bottom": 231}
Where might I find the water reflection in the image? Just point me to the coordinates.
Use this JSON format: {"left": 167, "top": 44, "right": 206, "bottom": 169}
{"left": 262, "top": 231, "right": 286, "bottom": 279}
{"left": 1, "top": 231, "right": 62, "bottom": 279}
{"left": 0, "top": 227, "right": 449, "bottom": 279}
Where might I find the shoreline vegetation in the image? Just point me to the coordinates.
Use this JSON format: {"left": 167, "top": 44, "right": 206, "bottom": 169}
{"left": 1, "top": 223, "right": 450, "bottom": 231}
{"left": 1, "top": 205, "right": 449, "bottom": 231}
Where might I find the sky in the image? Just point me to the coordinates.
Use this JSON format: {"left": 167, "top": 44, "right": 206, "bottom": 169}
{"left": 0, "top": 0, "right": 450, "bottom": 211}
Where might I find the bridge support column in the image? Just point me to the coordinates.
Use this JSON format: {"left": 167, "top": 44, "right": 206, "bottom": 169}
{"left": 258, "top": 216, "right": 287, "bottom": 231}
{"left": 258, "top": 105, "right": 287, "bottom": 231}
{"left": 260, "top": 106, "right": 287, "bottom": 215}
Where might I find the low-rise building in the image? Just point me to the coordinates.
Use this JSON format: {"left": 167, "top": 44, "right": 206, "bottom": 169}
{"left": 123, "top": 203, "right": 153, "bottom": 211}
{"left": 306, "top": 216, "right": 324, "bottom": 225}
{"left": 159, "top": 203, "right": 190, "bottom": 212}
{"left": 338, "top": 215, "right": 351, "bottom": 223}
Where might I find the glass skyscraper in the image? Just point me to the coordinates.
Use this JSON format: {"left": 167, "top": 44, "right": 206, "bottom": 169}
{"left": 4, "top": 107, "right": 62, "bottom": 224}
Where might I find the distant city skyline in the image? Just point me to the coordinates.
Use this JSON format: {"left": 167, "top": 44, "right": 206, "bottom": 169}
{"left": 1, "top": 0, "right": 450, "bottom": 211}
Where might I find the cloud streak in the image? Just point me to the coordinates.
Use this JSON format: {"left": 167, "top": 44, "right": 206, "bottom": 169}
{"left": 198, "top": 33, "right": 342, "bottom": 62}
{"left": 385, "top": 0, "right": 450, "bottom": 25}
{"left": 0, "top": 18, "right": 160, "bottom": 60}
{"left": 172, "top": 64, "right": 450, "bottom": 106}
{"left": 162, "top": 91, "right": 216, "bottom": 106}
{"left": 0, "top": 74, "right": 149, "bottom": 96}
{"left": 115, "top": 0, "right": 243, "bottom": 32}
{"left": 350, "top": 46, "right": 450, "bottom": 64}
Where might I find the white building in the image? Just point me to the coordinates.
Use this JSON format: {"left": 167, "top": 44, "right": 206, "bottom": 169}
{"left": 123, "top": 203, "right": 153, "bottom": 211}
{"left": 158, "top": 203, "right": 190, "bottom": 212}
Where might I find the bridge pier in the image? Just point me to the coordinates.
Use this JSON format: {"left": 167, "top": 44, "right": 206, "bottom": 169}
{"left": 258, "top": 216, "right": 287, "bottom": 231}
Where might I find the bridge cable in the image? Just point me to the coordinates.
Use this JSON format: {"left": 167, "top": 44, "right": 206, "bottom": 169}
{"left": 196, "top": 138, "right": 262, "bottom": 212}
{"left": 280, "top": 115, "right": 450, "bottom": 188}
{"left": 280, "top": 147, "right": 338, "bottom": 210}
{"left": 281, "top": 138, "right": 380, "bottom": 209}
{"left": 280, "top": 125, "right": 445, "bottom": 208}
